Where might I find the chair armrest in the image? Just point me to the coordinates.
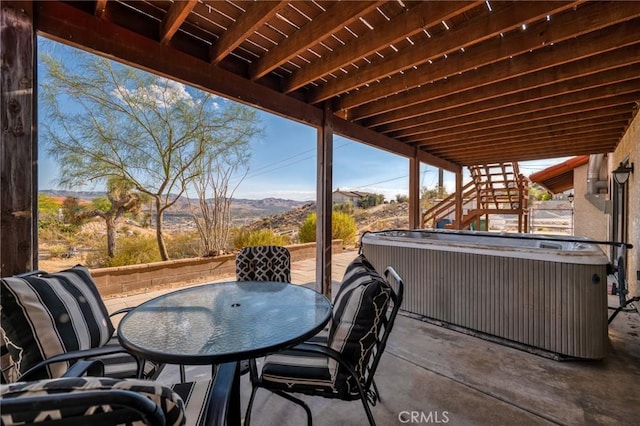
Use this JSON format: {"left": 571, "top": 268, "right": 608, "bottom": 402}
{"left": 283, "top": 343, "right": 372, "bottom": 401}
{"left": 20, "top": 345, "right": 139, "bottom": 381}
{"left": 62, "top": 359, "right": 105, "bottom": 378}
{"left": 284, "top": 343, "right": 363, "bottom": 383}
{"left": 110, "top": 307, "right": 134, "bottom": 318}
{"left": 204, "top": 361, "right": 237, "bottom": 426}
{"left": 0, "top": 389, "right": 167, "bottom": 426}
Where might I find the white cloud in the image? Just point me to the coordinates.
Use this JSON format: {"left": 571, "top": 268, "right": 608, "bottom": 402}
{"left": 112, "top": 78, "right": 195, "bottom": 108}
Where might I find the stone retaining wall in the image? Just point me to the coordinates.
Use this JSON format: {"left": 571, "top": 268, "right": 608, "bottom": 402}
{"left": 91, "top": 240, "right": 343, "bottom": 298}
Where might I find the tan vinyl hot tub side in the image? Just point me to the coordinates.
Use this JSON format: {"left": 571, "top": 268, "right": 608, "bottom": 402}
{"left": 361, "top": 230, "right": 610, "bottom": 360}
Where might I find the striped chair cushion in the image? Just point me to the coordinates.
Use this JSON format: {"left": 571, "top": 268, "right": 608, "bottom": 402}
{"left": 0, "top": 376, "right": 185, "bottom": 426}
{"left": 261, "top": 350, "right": 335, "bottom": 394}
{"left": 235, "top": 246, "right": 291, "bottom": 282}
{"left": 328, "top": 254, "right": 391, "bottom": 395}
{"left": 0, "top": 266, "right": 115, "bottom": 380}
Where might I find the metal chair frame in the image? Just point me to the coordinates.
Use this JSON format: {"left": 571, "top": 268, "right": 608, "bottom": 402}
{"left": 245, "top": 266, "right": 404, "bottom": 426}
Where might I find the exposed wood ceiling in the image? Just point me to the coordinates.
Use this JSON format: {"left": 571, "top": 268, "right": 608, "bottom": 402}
{"left": 35, "top": 1, "right": 640, "bottom": 172}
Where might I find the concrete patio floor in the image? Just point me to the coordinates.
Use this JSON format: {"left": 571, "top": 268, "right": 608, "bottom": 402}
{"left": 104, "top": 250, "right": 640, "bottom": 425}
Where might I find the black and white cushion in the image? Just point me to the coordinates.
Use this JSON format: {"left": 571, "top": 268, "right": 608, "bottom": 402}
{"left": 260, "top": 255, "right": 390, "bottom": 397}
{"left": 235, "top": 246, "right": 291, "bottom": 282}
{"left": 328, "top": 254, "right": 391, "bottom": 394}
{"left": 0, "top": 376, "right": 185, "bottom": 426}
{"left": 1, "top": 266, "right": 114, "bottom": 379}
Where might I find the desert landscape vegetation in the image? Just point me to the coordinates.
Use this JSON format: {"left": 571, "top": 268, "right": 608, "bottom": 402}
{"left": 37, "top": 190, "right": 412, "bottom": 272}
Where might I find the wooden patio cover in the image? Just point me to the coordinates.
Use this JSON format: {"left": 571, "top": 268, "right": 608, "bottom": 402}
{"left": 33, "top": 0, "right": 640, "bottom": 170}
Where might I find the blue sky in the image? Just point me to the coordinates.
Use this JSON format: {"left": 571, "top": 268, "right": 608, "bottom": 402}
{"left": 37, "top": 37, "right": 563, "bottom": 202}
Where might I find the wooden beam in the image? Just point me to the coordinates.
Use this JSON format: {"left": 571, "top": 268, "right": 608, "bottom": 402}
{"left": 386, "top": 91, "right": 640, "bottom": 138}
{"left": 348, "top": 17, "right": 640, "bottom": 118}
{"left": 444, "top": 133, "right": 622, "bottom": 159}
{"left": 310, "top": 1, "right": 578, "bottom": 104}
{"left": 282, "top": 1, "right": 479, "bottom": 93}
{"left": 36, "top": 1, "right": 323, "bottom": 128}
{"left": 454, "top": 172, "right": 463, "bottom": 230}
{"left": 366, "top": 67, "right": 640, "bottom": 130}
{"left": 409, "top": 156, "right": 421, "bottom": 228}
{"left": 316, "top": 102, "right": 333, "bottom": 299}
{"left": 1, "top": 1, "right": 36, "bottom": 274}
{"left": 34, "top": 1, "right": 463, "bottom": 188}
{"left": 451, "top": 137, "right": 620, "bottom": 165}
{"left": 422, "top": 121, "right": 629, "bottom": 153}
{"left": 94, "top": 0, "right": 107, "bottom": 18}
{"left": 210, "top": 1, "right": 286, "bottom": 65}
{"left": 249, "top": 1, "right": 382, "bottom": 81}
{"left": 404, "top": 107, "right": 632, "bottom": 144}
{"left": 367, "top": 55, "right": 640, "bottom": 126}
{"left": 159, "top": 0, "right": 197, "bottom": 45}
{"left": 334, "top": 115, "right": 460, "bottom": 173}
{"left": 392, "top": 95, "right": 639, "bottom": 140}
{"left": 415, "top": 108, "right": 632, "bottom": 142}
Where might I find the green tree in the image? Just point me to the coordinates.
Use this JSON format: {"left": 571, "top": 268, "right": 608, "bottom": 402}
{"left": 357, "top": 193, "right": 384, "bottom": 209}
{"left": 74, "top": 177, "right": 144, "bottom": 259}
{"left": 41, "top": 53, "right": 258, "bottom": 261}
{"left": 298, "top": 212, "right": 357, "bottom": 246}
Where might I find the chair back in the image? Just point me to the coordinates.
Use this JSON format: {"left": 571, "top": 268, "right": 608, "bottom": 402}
{"left": 328, "top": 254, "right": 404, "bottom": 398}
{"left": 0, "top": 376, "right": 184, "bottom": 426}
{"left": 364, "top": 266, "right": 403, "bottom": 390}
{"left": 1, "top": 267, "right": 114, "bottom": 381}
{"left": 235, "top": 246, "right": 291, "bottom": 283}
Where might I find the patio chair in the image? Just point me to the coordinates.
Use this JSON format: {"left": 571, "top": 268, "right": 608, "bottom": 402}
{"left": 235, "top": 245, "right": 291, "bottom": 283}
{"left": 0, "top": 360, "right": 238, "bottom": 426}
{"left": 1, "top": 266, "right": 161, "bottom": 383}
{"left": 244, "top": 254, "right": 404, "bottom": 426}
{"left": 235, "top": 245, "right": 292, "bottom": 375}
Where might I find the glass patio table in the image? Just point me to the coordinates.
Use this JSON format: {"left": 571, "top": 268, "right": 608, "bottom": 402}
{"left": 117, "top": 281, "right": 332, "bottom": 424}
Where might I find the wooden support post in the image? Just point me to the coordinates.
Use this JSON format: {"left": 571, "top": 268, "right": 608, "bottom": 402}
{"left": 316, "top": 102, "right": 333, "bottom": 299}
{"left": 409, "top": 154, "right": 421, "bottom": 228}
{"left": 455, "top": 171, "right": 463, "bottom": 229}
{"left": 1, "top": 1, "right": 36, "bottom": 275}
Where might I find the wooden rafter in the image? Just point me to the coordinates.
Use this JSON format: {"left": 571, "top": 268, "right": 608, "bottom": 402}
{"left": 210, "top": 1, "right": 286, "bottom": 65}
{"left": 29, "top": 0, "right": 640, "bottom": 168}
{"left": 367, "top": 66, "right": 640, "bottom": 130}
{"left": 159, "top": 0, "right": 197, "bottom": 45}
{"left": 404, "top": 107, "right": 632, "bottom": 144}
{"left": 249, "top": 1, "right": 383, "bottom": 81}
{"left": 347, "top": 13, "right": 640, "bottom": 118}
{"left": 386, "top": 92, "right": 640, "bottom": 138}
{"left": 282, "top": 1, "right": 479, "bottom": 94}
{"left": 94, "top": 0, "right": 107, "bottom": 18}
{"left": 310, "top": 1, "right": 578, "bottom": 105}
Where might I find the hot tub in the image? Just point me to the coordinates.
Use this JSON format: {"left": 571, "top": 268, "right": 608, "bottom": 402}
{"left": 361, "top": 229, "right": 610, "bottom": 359}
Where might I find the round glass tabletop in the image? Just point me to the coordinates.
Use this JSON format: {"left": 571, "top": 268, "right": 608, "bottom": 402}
{"left": 117, "top": 281, "right": 332, "bottom": 364}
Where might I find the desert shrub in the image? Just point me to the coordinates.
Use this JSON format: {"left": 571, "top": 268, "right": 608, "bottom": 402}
{"left": 167, "top": 231, "right": 202, "bottom": 259}
{"left": 85, "top": 234, "right": 161, "bottom": 268}
{"left": 333, "top": 202, "right": 354, "bottom": 215}
{"left": 396, "top": 194, "right": 409, "bottom": 203}
{"left": 47, "top": 244, "right": 68, "bottom": 259}
{"left": 232, "top": 228, "right": 290, "bottom": 249}
{"left": 298, "top": 212, "right": 357, "bottom": 246}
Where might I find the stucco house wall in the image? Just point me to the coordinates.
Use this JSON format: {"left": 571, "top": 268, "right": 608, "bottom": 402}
{"left": 573, "top": 164, "right": 608, "bottom": 243}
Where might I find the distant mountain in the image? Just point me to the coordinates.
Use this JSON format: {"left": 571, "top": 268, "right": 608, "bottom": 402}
{"left": 39, "top": 190, "right": 309, "bottom": 220}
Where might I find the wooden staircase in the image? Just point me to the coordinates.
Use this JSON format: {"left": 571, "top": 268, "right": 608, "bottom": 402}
{"left": 422, "top": 162, "right": 529, "bottom": 232}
